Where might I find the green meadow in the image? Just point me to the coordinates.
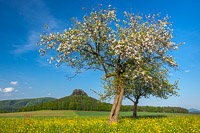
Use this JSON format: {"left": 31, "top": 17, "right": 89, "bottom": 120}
{"left": 0, "top": 110, "right": 191, "bottom": 118}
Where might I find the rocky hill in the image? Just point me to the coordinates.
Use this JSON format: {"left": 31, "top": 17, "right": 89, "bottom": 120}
{"left": 19, "top": 89, "right": 112, "bottom": 112}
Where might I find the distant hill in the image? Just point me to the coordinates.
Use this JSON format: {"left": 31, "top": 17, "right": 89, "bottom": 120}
{"left": 188, "top": 108, "right": 200, "bottom": 113}
{"left": 0, "top": 97, "right": 56, "bottom": 112}
{"left": 19, "top": 89, "right": 112, "bottom": 112}
{"left": 19, "top": 89, "right": 188, "bottom": 113}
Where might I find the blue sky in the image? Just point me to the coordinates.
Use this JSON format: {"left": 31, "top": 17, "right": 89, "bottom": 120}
{"left": 0, "top": 0, "right": 199, "bottom": 110}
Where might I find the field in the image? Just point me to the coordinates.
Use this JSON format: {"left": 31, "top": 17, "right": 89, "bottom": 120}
{"left": 0, "top": 110, "right": 200, "bottom": 132}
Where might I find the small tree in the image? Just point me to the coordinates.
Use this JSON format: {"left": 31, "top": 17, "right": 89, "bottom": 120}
{"left": 124, "top": 63, "right": 179, "bottom": 118}
{"left": 37, "top": 5, "right": 182, "bottom": 123}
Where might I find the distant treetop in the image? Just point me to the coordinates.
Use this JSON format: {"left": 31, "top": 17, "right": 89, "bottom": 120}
{"left": 71, "top": 89, "right": 88, "bottom": 96}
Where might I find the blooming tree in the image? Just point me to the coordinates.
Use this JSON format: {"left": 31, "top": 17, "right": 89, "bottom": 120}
{"left": 37, "top": 5, "right": 182, "bottom": 123}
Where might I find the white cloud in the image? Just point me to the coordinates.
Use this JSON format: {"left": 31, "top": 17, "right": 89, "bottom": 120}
{"left": 15, "top": 90, "right": 19, "bottom": 92}
{"left": 48, "top": 93, "right": 51, "bottom": 96}
{"left": 0, "top": 88, "right": 2, "bottom": 92}
{"left": 185, "top": 70, "right": 190, "bottom": 73}
{"left": 3, "top": 87, "right": 15, "bottom": 93}
{"left": 10, "top": 81, "right": 18, "bottom": 85}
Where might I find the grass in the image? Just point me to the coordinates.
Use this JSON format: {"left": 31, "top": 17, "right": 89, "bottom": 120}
{"left": 0, "top": 110, "right": 76, "bottom": 117}
{"left": 0, "top": 110, "right": 191, "bottom": 118}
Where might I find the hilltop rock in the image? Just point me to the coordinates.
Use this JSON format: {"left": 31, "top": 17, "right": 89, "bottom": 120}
{"left": 71, "top": 89, "right": 88, "bottom": 96}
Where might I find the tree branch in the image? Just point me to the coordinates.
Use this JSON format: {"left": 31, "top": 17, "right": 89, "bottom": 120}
{"left": 125, "top": 96, "right": 135, "bottom": 103}
{"left": 97, "top": 55, "right": 108, "bottom": 74}
{"left": 105, "top": 73, "right": 116, "bottom": 78}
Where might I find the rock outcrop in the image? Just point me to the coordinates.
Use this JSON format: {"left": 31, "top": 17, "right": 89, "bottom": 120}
{"left": 71, "top": 89, "right": 88, "bottom": 96}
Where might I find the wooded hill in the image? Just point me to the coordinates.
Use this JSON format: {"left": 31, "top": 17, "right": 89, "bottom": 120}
{"left": 19, "top": 89, "right": 188, "bottom": 113}
{"left": 0, "top": 97, "right": 56, "bottom": 113}
{"left": 20, "top": 90, "right": 112, "bottom": 112}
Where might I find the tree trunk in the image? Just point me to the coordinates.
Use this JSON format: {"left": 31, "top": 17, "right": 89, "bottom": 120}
{"left": 133, "top": 101, "right": 138, "bottom": 118}
{"left": 108, "top": 77, "right": 124, "bottom": 124}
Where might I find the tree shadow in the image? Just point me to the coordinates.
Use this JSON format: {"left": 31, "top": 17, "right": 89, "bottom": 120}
{"left": 120, "top": 115, "right": 167, "bottom": 119}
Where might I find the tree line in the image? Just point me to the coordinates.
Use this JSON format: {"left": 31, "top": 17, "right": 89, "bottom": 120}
{"left": 18, "top": 95, "right": 188, "bottom": 113}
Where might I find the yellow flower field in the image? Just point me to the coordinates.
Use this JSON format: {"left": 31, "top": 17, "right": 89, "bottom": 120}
{"left": 0, "top": 116, "right": 200, "bottom": 133}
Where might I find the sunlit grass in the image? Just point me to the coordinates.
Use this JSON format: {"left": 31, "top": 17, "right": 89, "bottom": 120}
{"left": 0, "top": 110, "right": 191, "bottom": 118}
